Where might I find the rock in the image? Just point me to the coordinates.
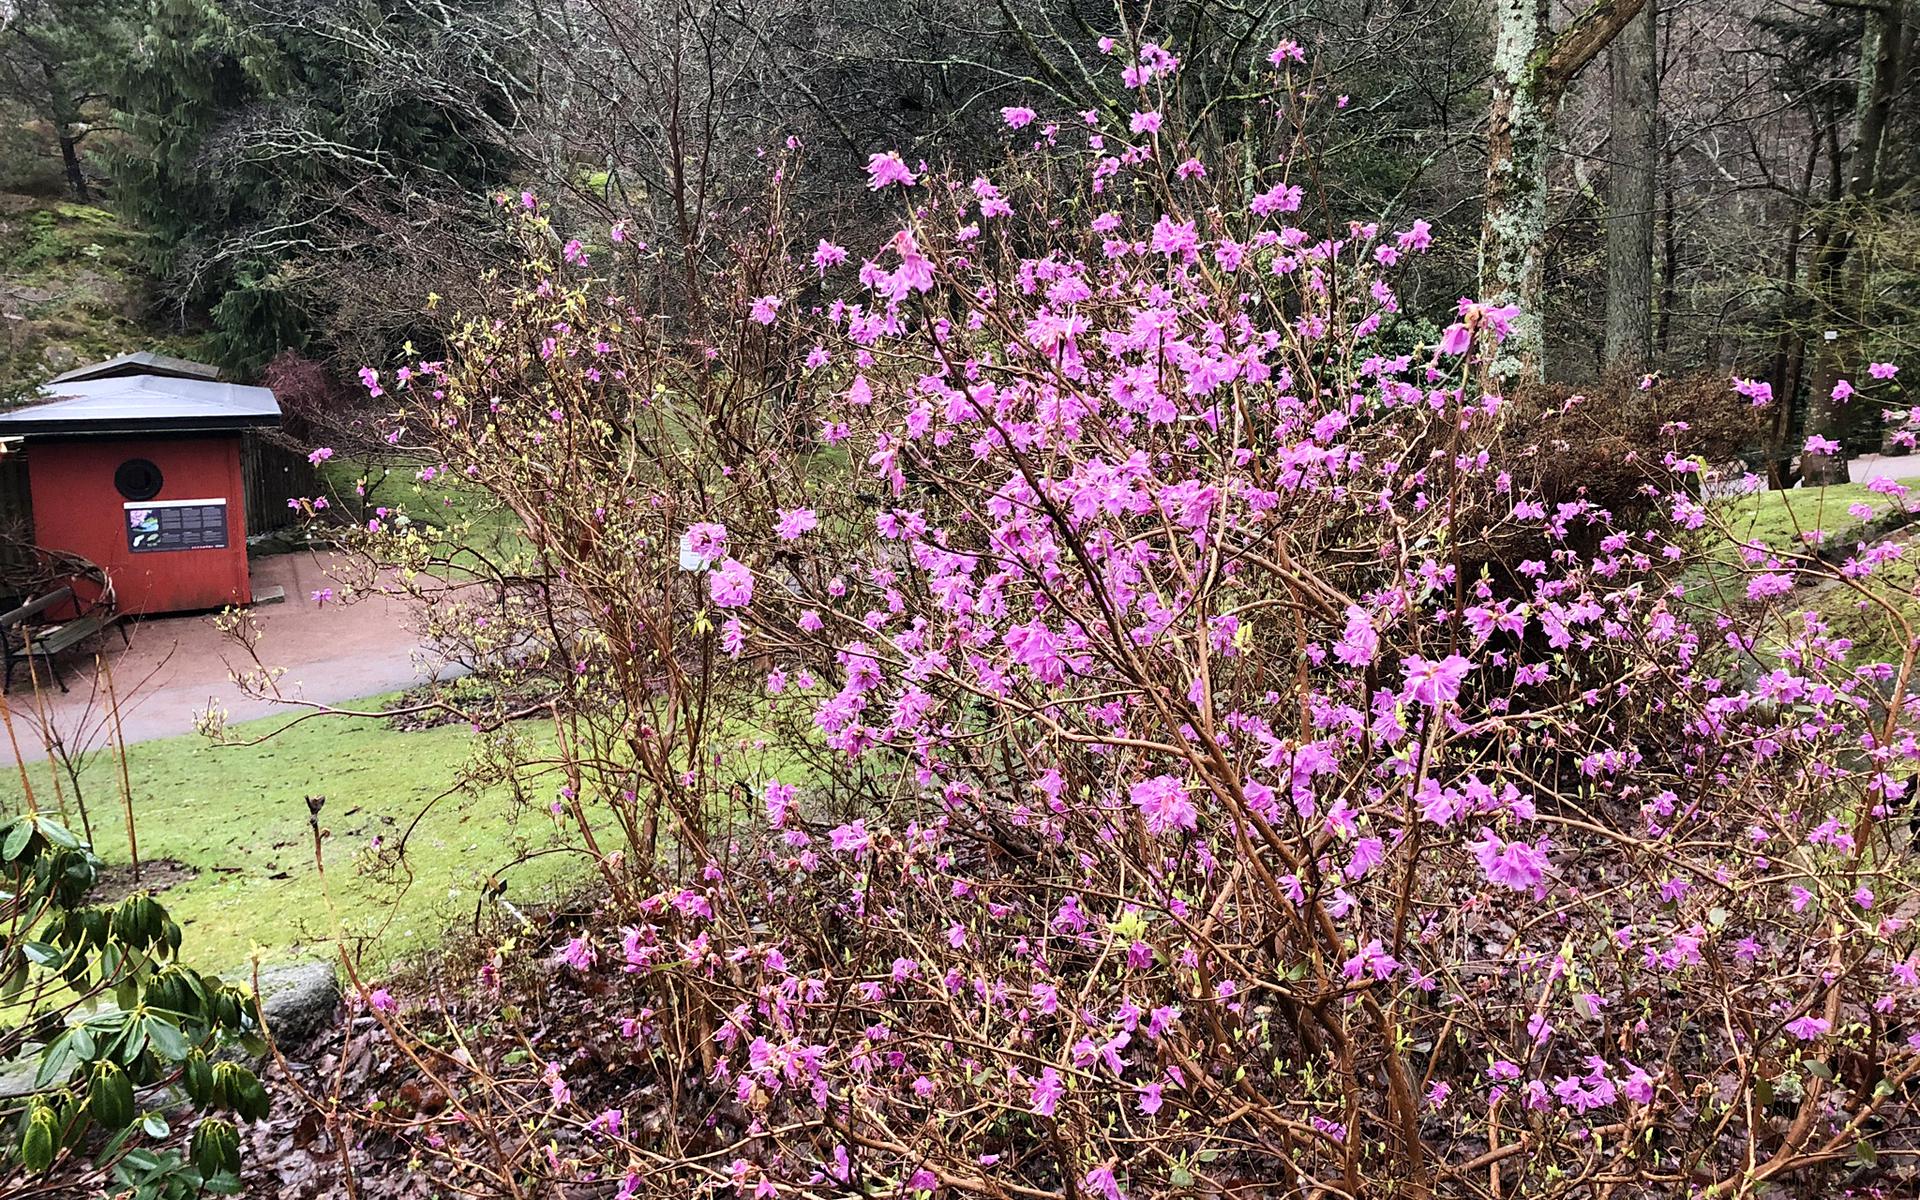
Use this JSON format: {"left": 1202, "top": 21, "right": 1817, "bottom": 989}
{"left": 0, "top": 1052, "right": 35, "bottom": 1103}
{"left": 246, "top": 525, "right": 320, "bottom": 557}
{"left": 1, "top": 964, "right": 340, "bottom": 1103}
{"left": 249, "top": 961, "right": 341, "bottom": 1047}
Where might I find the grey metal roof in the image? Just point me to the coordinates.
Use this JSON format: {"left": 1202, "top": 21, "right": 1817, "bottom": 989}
{"left": 48, "top": 351, "right": 224, "bottom": 385}
{"left": 0, "top": 375, "right": 281, "bottom": 437}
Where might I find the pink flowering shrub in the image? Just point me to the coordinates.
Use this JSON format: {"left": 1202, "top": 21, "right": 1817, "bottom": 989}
{"left": 316, "top": 47, "right": 1920, "bottom": 1200}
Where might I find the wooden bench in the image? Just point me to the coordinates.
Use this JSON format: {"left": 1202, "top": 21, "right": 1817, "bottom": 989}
{"left": 0, "top": 585, "right": 127, "bottom": 694}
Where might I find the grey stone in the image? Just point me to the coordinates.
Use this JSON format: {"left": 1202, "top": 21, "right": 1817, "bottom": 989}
{"left": 0, "top": 963, "right": 339, "bottom": 1101}
{"left": 249, "top": 961, "right": 341, "bottom": 1046}
{"left": 0, "top": 1052, "right": 35, "bottom": 1102}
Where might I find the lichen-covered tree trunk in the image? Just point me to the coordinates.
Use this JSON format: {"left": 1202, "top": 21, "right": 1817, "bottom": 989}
{"left": 1481, "top": 0, "right": 1651, "bottom": 385}
{"left": 1480, "top": 0, "right": 1554, "bottom": 384}
{"left": 1603, "top": 0, "right": 1657, "bottom": 373}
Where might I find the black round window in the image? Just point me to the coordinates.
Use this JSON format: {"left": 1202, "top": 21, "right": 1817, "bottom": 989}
{"left": 114, "top": 459, "right": 163, "bottom": 502}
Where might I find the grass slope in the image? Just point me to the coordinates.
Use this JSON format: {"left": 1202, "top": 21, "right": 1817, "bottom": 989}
{"left": 1713, "top": 480, "right": 1920, "bottom": 664}
{"left": 318, "top": 455, "right": 531, "bottom": 565}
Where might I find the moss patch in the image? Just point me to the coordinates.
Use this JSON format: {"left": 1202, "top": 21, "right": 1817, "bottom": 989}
{"left": 0, "top": 191, "right": 206, "bottom": 399}
{"left": 1720, "top": 479, "right": 1919, "bottom": 556}
{"left": 0, "top": 697, "right": 579, "bottom": 975}
{"left": 1707, "top": 480, "right": 1920, "bottom": 665}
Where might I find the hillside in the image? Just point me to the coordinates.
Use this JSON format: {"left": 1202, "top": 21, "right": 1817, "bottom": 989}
{"left": 0, "top": 189, "right": 198, "bottom": 400}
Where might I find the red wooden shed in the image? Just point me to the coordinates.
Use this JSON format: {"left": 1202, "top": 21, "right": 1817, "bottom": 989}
{"left": 0, "top": 355, "right": 282, "bottom": 616}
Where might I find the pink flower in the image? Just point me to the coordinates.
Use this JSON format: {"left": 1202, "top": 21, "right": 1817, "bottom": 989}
{"left": 1130, "top": 774, "right": 1198, "bottom": 835}
{"left": 1553, "top": 1060, "right": 1617, "bottom": 1113}
{"left": 368, "top": 987, "right": 397, "bottom": 1013}
{"left": 1128, "top": 110, "right": 1162, "bottom": 135}
{"left": 1332, "top": 606, "right": 1378, "bottom": 666}
{"left": 866, "top": 150, "right": 917, "bottom": 189}
{"left": 1342, "top": 938, "right": 1399, "bottom": 981}
{"left": 829, "top": 820, "right": 870, "bottom": 854}
{"left": 1267, "top": 40, "right": 1305, "bottom": 66}
{"left": 1785, "top": 1014, "right": 1831, "bottom": 1041}
{"left": 682, "top": 522, "right": 728, "bottom": 569}
{"left": 1437, "top": 323, "right": 1472, "bottom": 356}
{"left": 1028, "top": 1066, "right": 1065, "bottom": 1117}
{"left": 307, "top": 446, "right": 334, "bottom": 465}
{"left": 1000, "top": 106, "right": 1037, "bottom": 128}
{"left": 561, "top": 936, "right": 596, "bottom": 972}
{"left": 813, "top": 239, "right": 848, "bottom": 271}
{"left": 1250, "top": 183, "right": 1302, "bottom": 216}
{"left": 1081, "top": 1166, "right": 1124, "bottom": 1200}
{"left": 1150, "top": 215, "right": 1198, "bottom": 257}
{"left": 1869, "top": 361, "right": 1900, "bottom": 379}
{"left": 1804, "top": 434, "right": 1840, "bottom": 456}
{"left": 1345, "top": 836, "right": 1386, "bottom": 880}
{"left": 749, "top": 294, "right": 782, "bottom": 325}
{"left": 709, "top": 558, "right": 754, "bottom": 608}
{"left": 1399, "top": 654, "right": 1472, "bottom": 706}
{"left": 776, "top": 508, "right": 818, "bottom": 539}
{"left": 1832, "top": 379, "right": 1855, "bottom": 402}
{"left": 1621, "top": 1064, "right": 1656, "bottom": 1104}
{"left": 764, "top": 780, "right": 797, "bottom": 828}
{"left": 1472, "top": 829, "right": 1550, "bottom": 892}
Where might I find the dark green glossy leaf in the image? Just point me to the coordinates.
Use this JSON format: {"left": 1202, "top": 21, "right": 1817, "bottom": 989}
{"left": 2, "top": 818, "right": 31, "bottom": 860}
{"left": 144, "top": 1016, "right": 189, "bottom": 1062}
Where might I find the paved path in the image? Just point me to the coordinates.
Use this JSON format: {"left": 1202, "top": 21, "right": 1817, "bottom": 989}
{"left": 0, "top": 553, "right": 433, "bottom": 766}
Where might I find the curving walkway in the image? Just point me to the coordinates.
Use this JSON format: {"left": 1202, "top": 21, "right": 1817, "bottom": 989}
{"left": 0, "top": 553, "right": 433, "bottom": 766}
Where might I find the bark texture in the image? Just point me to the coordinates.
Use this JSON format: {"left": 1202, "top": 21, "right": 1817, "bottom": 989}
{"left": 1479, "top": 0, "right": 1650, "bottom": 383}
{"left": 1603, "top": 0, "right": 1657, "bottom": 372}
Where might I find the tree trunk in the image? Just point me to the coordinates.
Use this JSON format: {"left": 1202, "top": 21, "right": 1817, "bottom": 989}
{"left": 1479, "top": 0, "right": 1650, "bottom": 384}
{"left": 40, "top": 61, "right": 90, "bottom": 203}
{"left": 1801, "top": 1, "right": 1907, "bottom": 486}
{"left": 1657, "top": 162, "right": 1676, "bottom": 357}
{"left": 1480, "top": 0, "right": 1555, "bottom": 384}
{"left": 56, "top": 131, "right": 90, "bottom": 203}
{"left": 1765, "top": 140, "right": 1822, "bottom": 489}
{"left": 1603, "top": 0, "right": 1657, "bottom": 373}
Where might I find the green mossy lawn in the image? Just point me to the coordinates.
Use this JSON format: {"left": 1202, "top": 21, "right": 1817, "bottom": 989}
{"left": 0, "top": 698, "right": 577, "bottom": 978}
{"left": 1708, "top": 479, "right": 1920, "bottom": 665}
